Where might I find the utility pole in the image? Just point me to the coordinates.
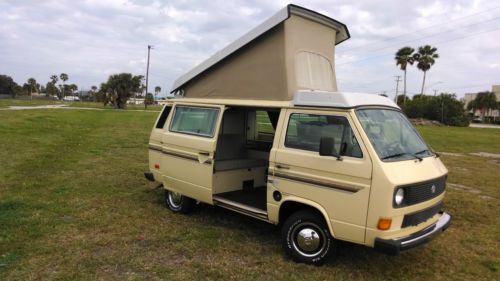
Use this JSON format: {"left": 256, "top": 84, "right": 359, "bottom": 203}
{"left": 441, "top": 98, "right": 444, "bottom": 124}
{"left": 145, "top": 45, "right": 153, "bottom": 109}
{"left": 394, "top": 75, "right": 401, "bottom": 104}
{"left": 433, "top": 89, "right": 438, "bottom": 96}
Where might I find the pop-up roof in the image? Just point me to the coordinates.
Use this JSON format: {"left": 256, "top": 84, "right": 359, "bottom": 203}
{"left": 170, "top": 4, "right": 350, "bottom": 101}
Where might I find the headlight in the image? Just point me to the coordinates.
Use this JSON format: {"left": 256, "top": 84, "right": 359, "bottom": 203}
{"left": 395, "top": 188, "right": 405, "bottom": 205}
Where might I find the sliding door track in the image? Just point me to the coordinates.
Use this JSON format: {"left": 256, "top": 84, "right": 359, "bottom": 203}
{"left": 212, "top": 196, "right": 269, "bottom": 222}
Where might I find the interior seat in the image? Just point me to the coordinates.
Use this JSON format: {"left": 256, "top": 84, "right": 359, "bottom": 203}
{"left": 215, "top": 134, "right": 268, "bottom": 171}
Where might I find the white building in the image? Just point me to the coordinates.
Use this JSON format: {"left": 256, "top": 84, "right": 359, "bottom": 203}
{"left": 463, "top": 85, "right": 499, "bottom": 118}
{"left": 63, "top": 95, "right": 80, "bottom": 101}
{"left": 127, "top": 98, "right": 145, "bottom": 105}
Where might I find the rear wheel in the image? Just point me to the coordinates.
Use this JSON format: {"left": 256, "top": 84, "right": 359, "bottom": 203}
{"left": 165, "top": 189, "right": 195, "bottom": 213}
{"left": 281, "top": 210, "right": 334, "bottom": 265}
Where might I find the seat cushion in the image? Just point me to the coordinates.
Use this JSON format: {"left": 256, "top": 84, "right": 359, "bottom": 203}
{"left": 215, "top": 158, "right": 268, "bottom": 171}
{"left": 215, "top": 134, "right": 247, "bottom": 160}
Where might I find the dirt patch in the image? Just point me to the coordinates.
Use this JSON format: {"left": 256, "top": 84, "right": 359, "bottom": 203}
{"left": 448, "top": 183, "right": 494, "bottom": 199}
{"left": 438, "top": 152, "right": 463, "bottom": 157}
{"left": 438, "top": 152, "right": 500, "bottom": 159}
{"left": 468, "top": 152, "right": 500, "bottom": 159}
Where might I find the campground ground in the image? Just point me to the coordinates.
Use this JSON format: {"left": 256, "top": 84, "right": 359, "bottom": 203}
{"left": 0, "top": 103, "right": 499, "bottom": 280}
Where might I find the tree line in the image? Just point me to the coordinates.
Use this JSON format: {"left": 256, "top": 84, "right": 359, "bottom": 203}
{"left": 394, "top": 44, "right": 498, "bottom": 125}
{"left": 0, "top": 73, "right": 76, "bottom": 100}
{"left": 0, "top": 73, "right": 164, "bottom": 109}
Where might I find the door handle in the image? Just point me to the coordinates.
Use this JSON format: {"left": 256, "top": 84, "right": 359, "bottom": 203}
{"left": 276, "top": 164, "right": 290, "bottom": 170}
{"left": 198, "top": 151, "right": 210, "bottom": 156}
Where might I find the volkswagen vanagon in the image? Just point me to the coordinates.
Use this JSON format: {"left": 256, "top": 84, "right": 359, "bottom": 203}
{"left": 145, "top": 4, "right": 451, "bottom": 264}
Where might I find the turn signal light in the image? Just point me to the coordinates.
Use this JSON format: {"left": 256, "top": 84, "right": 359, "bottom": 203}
{"left": 154, "top": 164, "right": 160, "bottom": 169}
{"left": 377, "top": 218, "right": 392, "bottom": 230}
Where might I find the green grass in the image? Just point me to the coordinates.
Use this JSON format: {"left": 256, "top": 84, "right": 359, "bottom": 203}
{"left": 0, "top": 99, "right": 162, "bottom": 111}
{"left": 0, "top": 98, "right": 61, "bottom": 107}
{"left": 418, "top": 125, "right": 500, "bottom": 153}
{"left": 0, "top": 109, "right": 499, "bottom": 280}
{"left": 66, "top": 101, "right": 163, "bottom": 111}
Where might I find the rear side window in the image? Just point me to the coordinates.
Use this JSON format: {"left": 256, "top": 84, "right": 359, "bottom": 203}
{"left": 285, "top": 113, "right": 362, "bottom": 158}
{"left": 170, "top": 106, "right": 219, "bottom": 137}
{"left": 155, "top": 105, "right": 172, "bottom": 129}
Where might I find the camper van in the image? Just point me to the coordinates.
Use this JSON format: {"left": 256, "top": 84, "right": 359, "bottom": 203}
{"left": 145, "top": 5, "right": 451, "bottom": 264}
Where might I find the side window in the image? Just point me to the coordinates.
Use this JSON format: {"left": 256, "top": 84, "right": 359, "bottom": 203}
{"left": 256, "top": 110, "right": 275, "bottom": 136}
{"left": 155, "top": 105, "right": 172, "bottom": 129}
{"left": 295, "top": 51, "right": 334, "bottom": 91}
{"left": 285, "top": 113, "right": 362, "bottom": 158}
{"left": 170, "top": 106, "right": 219, "bottom": 137}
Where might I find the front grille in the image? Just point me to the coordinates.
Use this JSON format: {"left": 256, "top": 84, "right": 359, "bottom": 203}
{"left": 402, "top": 202, "right": 443, "bottom": 228}
{"left": 395, "top": 176, "right": 447, "bottom": 207}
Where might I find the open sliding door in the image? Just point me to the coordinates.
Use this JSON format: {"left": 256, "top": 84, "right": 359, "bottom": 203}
{"left": 160, "top": 103, "right": 225, "bottom": 203}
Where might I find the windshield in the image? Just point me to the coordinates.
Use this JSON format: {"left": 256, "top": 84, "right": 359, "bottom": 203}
{"left": 356, "top": 109, "right": 433, "bottom": 161}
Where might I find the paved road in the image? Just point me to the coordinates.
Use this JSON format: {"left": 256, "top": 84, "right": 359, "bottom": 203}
{"left": 0, "top": 104, "right": 73, "bottom": 110}
{"left": 469, "top": 123, "right": 500, "bottom": 129}
{"left": 0, "top": 104, "right": 159, "bottom": 112}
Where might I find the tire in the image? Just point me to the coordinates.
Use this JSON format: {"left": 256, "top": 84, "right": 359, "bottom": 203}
{"left": 164, "top": 189, "right": 195, "bottom": 214}
{"left": 281, "top": 210, "right": 334, "bottom": 265}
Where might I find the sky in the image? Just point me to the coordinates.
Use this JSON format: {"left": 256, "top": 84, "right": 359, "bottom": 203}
{"left": 1, "top": 0, "right": 499, "bottom": 99}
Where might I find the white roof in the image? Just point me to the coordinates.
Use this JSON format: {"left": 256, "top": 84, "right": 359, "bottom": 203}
{"left": 292, "top": 90, "right": 400, "bottom": 109}
{"left": 171, "top": 4, "right": 349, "bottom": 93}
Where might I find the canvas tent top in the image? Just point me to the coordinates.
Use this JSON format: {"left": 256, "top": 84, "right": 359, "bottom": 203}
{"left": 170, "top": 4, "right": 350, "bottom": 101}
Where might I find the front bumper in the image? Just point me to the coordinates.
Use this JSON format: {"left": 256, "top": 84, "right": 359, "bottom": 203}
{"left": 374, "top": 212, "right": 451, "bottom": 255}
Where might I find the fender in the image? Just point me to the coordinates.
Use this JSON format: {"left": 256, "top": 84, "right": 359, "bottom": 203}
{"left": 277, "top": 196, "right": 336, "bottom": 238}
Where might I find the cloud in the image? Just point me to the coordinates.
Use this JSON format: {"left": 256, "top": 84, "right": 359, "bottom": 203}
{"left": 0, "top": 0, "right": 499, "bottom": 96}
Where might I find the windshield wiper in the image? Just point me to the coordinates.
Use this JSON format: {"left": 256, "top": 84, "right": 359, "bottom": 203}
{"left": 414, "top": 149, "right": 430, "bottom": 155}
{"left": 382, "top": 152, "right": 422, "bottom": 161}
{"left": 415, "top": 149, "right": 439, "bottom": 158}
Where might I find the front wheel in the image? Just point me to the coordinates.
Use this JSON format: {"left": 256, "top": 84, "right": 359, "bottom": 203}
{"left": 164, "top": 189, "right": 195, "bottom": 213}
{"left": 281, "top": 210, "right": 335, "bottom": 265}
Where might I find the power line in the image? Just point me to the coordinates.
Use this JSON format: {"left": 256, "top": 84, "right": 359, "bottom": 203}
{"left": 342, "top": 6, "right": 500, "bottom": 53}
{"left": 338, "top": 16, "right": 500, "bottom": 57}
{"left": 443, "top": 83, "right": 491, "bottom": 90}
{"left": 336, "top": 26, "right": 500, "bottom": 66}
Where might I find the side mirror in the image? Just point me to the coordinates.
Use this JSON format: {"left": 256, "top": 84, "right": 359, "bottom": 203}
{"left": 319, "top": 137, "right": 341, "bottom": 159}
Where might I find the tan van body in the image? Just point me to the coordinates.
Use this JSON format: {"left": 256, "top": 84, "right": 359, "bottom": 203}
{"left": 146, "top": 5, "right": 450, "bottom": 264}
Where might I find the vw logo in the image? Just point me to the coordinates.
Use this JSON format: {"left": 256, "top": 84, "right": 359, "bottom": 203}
{"left": 431, "top": 185, "right": 436, "bottom": 194}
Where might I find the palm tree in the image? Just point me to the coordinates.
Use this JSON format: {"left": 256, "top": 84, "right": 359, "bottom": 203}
{"left": 27, "top": 78, "right": 36, "bottom": 100}
{"left": 50, "top": 75, "right": 58, "bottom": 85}
{"left": 91, "top": 85, "right": 98, "bottom": 102}
{"left": 60, "top": 73, "right": 68, "bottom": 99}
{"left": 100, "top": 73, "right": 144, "bottom": 109}
{"left": 68, "top": 84, "right": 78, "bottom": 95}
{"left": 470, "top": 91, "right": 497, "bottom": 119}
{"left": 415, "top": 45, "right": 439, "bottom": 95}
{"left": 154, "top": 86, "right": 161, "bottom": 100}
{"left": 395, "top": 47, "right": 416, "bottom": 105}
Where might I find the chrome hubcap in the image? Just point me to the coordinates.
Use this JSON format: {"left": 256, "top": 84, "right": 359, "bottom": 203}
{"left": 169, "top": 191, "right": 183, "bottom": 207}
{"left": 292, "top": 223, "right": 325, "bottom": 257}
{"left": 296, "top": 228, "right": 320, "bottom": 252}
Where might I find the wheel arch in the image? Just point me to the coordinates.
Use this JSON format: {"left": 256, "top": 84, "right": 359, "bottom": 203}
{"left": 278, "top": 198, "right": 336, "bottom": 238}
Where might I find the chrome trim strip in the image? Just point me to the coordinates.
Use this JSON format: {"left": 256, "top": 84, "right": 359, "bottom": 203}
{"left": 213, "top": 196, "right": 269, "bottom": 222}
{"left": 148, "top": 145, "right": 212, "bottom": 165}
{"left": 273, "top": 171, "right": 360, "bottom": 193}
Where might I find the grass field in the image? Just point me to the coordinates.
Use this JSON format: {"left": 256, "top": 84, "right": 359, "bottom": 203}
{"left": 0, "top": 98, "right": 61, "bottom": 107}
{"left": 0, "top": 99, "right": 162, "bottom": 111}
{"left": 0, "top": 108, "right": 499, "bottom": 280}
